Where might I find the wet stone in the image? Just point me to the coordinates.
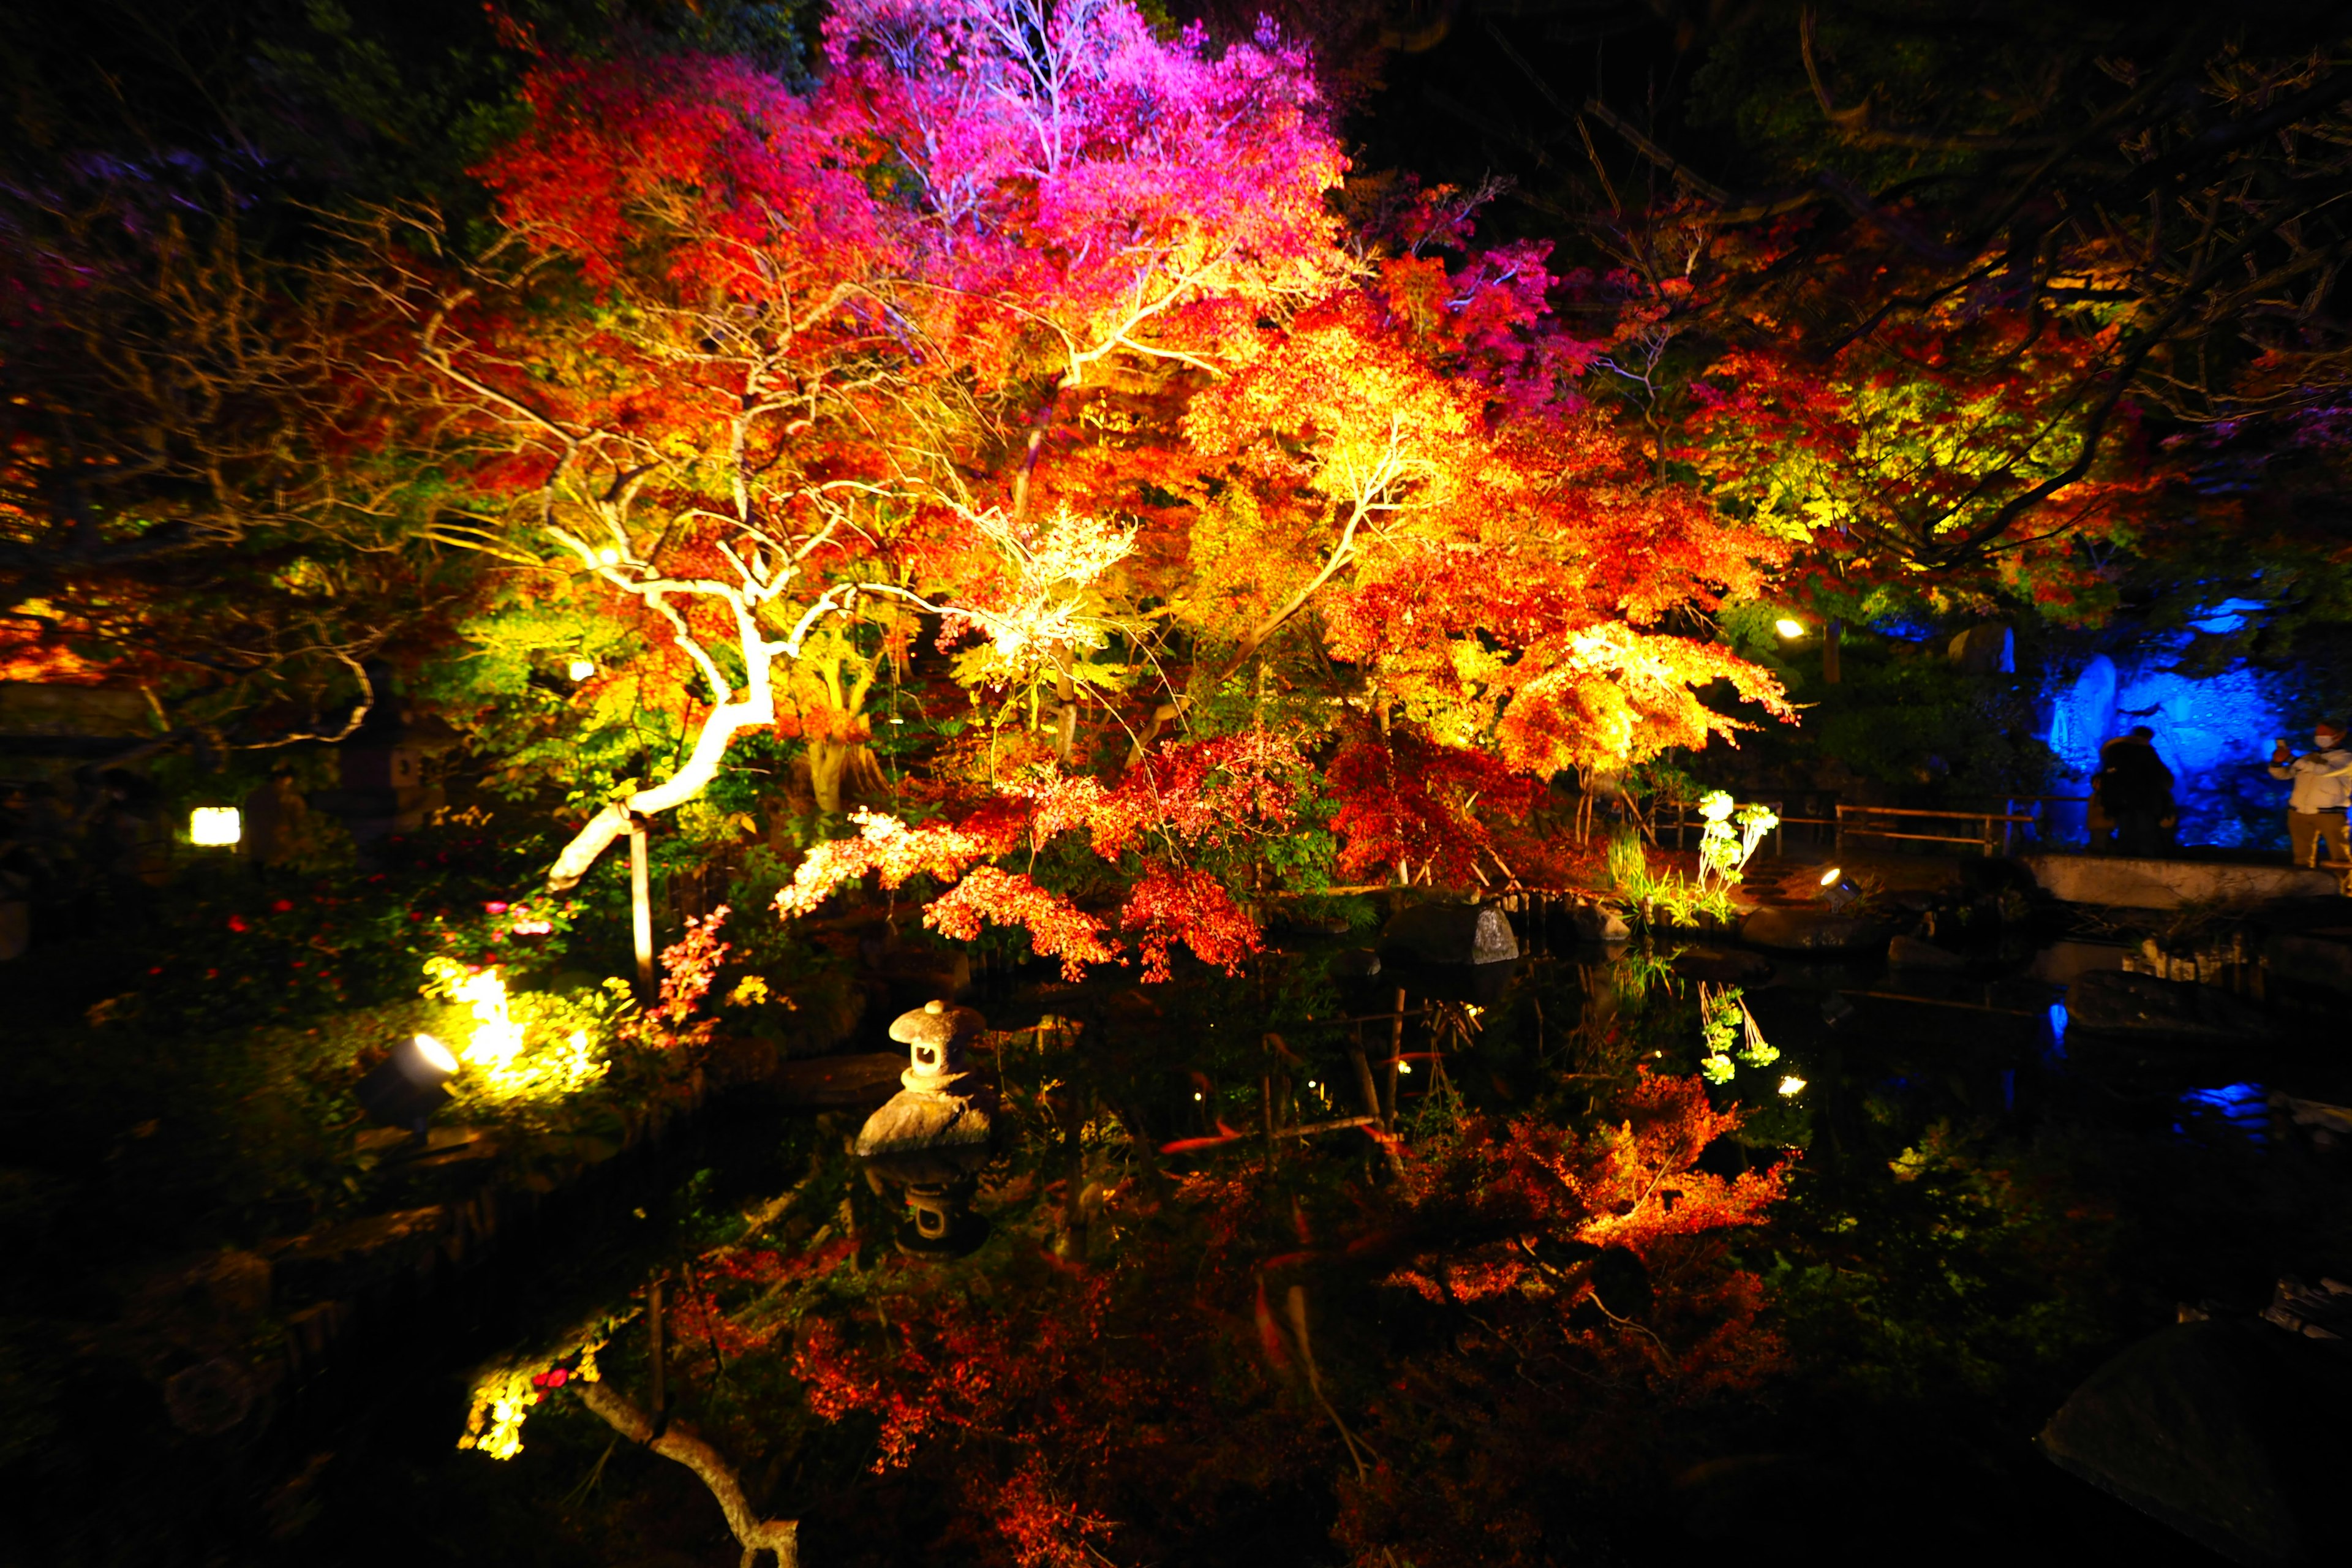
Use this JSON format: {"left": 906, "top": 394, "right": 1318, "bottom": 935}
{"left": 1569, "top": 902, "right": 1632, "bottom": 943}
{"left": 1378, "top": 902, "right": 1519, "bottom": 967}
{"left": 2067, "top": 970, "right": 2277, "bottom": 1043}
{"left": 1670, "top": 946, "right": 1771, "bottom": 983}
{"left": 773, "top": 1052, "right": 907, "bottom": 1108}
{"left": 1739, "top": 907, "right": 1890, "bottom": 954}
{"left": 2039, "top": 1319, "right": 2352, "bottom": 1566}
{"left": 2263, "top": 929, "right": 2352, "bottom": 994}
{"left": 1887, "top": 935, "right": 1968, "bottom": 970}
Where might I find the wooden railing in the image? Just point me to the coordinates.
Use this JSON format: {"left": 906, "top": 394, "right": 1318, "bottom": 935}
{"left": 1835, "top": 802, "right": 2039, "bottom": 856}
{"left": 1656, "top": 793, "right": 2093, "bottom": 858}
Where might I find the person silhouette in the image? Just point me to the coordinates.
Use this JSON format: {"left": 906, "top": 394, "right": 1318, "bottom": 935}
{"left": 2094, "top": 726, "right": 2175, "bottom": 855}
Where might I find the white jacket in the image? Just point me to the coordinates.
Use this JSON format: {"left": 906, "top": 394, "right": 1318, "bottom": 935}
{"left": 2270, "top": 747, "right": 2352, "bottom": 813}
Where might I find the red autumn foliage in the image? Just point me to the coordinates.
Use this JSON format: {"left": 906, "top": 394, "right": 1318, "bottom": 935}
{"left": 760, "top": 1065, "right": 1785, "bottom": 1567}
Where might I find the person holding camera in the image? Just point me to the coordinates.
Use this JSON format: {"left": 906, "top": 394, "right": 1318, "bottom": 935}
{"left": 2268, "top": 720, "right": 2352, "bottom": 867}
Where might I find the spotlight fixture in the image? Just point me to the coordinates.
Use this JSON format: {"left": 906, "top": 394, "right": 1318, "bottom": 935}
{"left": 1820, "top": 993, "right": 1856, "bottom": 1028}
{"left": 1817, "top": 866, "right": 1863, "bottom": 911}
{"left": 1774, "top": 617, "right": 1806, "bottom": 639}
{"left": 358, "top": 1033, "right": 460, "bottom": 1131}
{"left": 566, "top": 658, "right": 596, "bottom": 681}
{"left": 189, "top": 807, "right": 242, "bottom": 848}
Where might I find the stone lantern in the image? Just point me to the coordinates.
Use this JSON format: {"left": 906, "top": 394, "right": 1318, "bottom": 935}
{"left": 855, "top": 1000, "right": 995, "bottom": 1257}
{"left": 853, "top": 1000, "right": 992, "bottom": 1162}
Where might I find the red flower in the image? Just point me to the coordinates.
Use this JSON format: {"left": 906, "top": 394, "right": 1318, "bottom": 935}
{"left": 272, "top": 899, "right": 294, "bottom": 913}
{"left": 484, "top": 901, "right": 510, "bottom": 915}
{"left": 227, "top": 915, "right": 248, "bottom": 932}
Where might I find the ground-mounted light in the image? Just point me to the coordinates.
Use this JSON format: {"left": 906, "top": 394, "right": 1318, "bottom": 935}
{"left": 1774, "top": 617, "right": 1806, "bottom": 639}
{"left": 189, "top": 807, "right": 242, "bottom": 847}
{"left": 566, "top": 657, "right": 596, "bottom": 681}
{"left": 1817, "top": 866, "right": 1862, "bottom": 911}
{"left": 358, "top": 1031, "right": 460, "bottom": 1131}
{"left": 1778, "top": 1075, "right": 1807, "bottom": 1096}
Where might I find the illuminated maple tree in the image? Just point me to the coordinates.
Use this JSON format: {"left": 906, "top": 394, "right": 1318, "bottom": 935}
{"left": 355, "top": 0, "right": 1346, "bottom": 895}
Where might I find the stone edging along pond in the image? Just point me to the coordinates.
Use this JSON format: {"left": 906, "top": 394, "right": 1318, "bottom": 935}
{"left": 114, "top": 1066, "right": 714, "bottom": 1461}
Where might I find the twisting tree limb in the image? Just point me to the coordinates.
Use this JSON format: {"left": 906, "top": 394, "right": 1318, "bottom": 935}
{"left": 575, "top": 1380, "right": 798, "bottom": 1568}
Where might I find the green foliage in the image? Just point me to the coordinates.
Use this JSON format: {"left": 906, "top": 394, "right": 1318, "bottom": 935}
{"left": 1694, "top": 789, "right": 1777, "bottom": 895}
{"left": 1697, "top": 984, "right": 1776, "bottom": 1086}
{"left": 1605, "top": 827, "right": 1738, "bottom": 930}
{"left": 1763, "top": 1120, "right": 2119, "bottom": 1403}
{"left": 1711, "top": 630, "right": 2057, "bottom": 796}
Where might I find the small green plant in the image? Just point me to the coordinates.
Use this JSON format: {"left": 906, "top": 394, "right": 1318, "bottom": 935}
{"left": 1695, "top": 790, "right": 1779, "bottom": 897}
{"left": 1607, "top": 826, "right": 1744, "bottom": 930}
{"left": 1697, "top": 983, "right": 1779, "bottom": 1084}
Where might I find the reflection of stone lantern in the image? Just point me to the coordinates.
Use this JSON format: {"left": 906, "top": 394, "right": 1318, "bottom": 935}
{"left": 855, "top": 1000, "right": 995, "bottom": 1258}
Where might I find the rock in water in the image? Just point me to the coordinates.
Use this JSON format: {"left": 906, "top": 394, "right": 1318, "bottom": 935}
{"left": 773, "top": 1052, "right": 907, "bottom": 1108}
{"left": 1569, "top": 901, "right": 1632, "bottom": 943}
{"left": 2039, "top": 1319, "right": 2352, "bottom": 1566}
{"left": 1378, "top": 903, "right": 1518, "bottom": 966}
{"left": 1670, "top": 946, "right": 1771, "bottom": 983}
{"left": 1738, "top": 907, "right": 1889, "bottom": 954}
{"left": 2263, "top": 929, "right": 2352, "bottom": 995}
{"left": 2067, "top": 970, "right": 2277, "bottom": 1043}
{"left": 1887, "top": 934, "right": 1967, "bottom": 970}
{"left": 855, "top": 1083, "right": 992, "bottom": 1156}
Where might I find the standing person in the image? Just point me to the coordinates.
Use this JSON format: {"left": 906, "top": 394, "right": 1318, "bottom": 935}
{"left": 2095, "top": 726, "right": 2176, "bottom": 854}
{"left": 2268, "top": 720, "right": 2352, "bottom": 867}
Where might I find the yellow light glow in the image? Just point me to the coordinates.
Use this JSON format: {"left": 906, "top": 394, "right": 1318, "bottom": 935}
{"left": 594, "top": 546, "right": 620, "bottom": 565}
{"left": 1193, "top": 1091, "right": 1204, "bottom": 1101}
{"left": 566, "top": 658, "right": 595, "bottom": 680}
{"left": 421, "top": 959, "right": 609, "bottom": 1104}
{"left": 189, "top": 806, "right": 241, "bottom": 846}
{"left": 1398, "top": 1061, "right": 1414, "bottom": 1075}
{"left": 1779, "top": 1075, "right": 1807, "bottom": 1096}
{"left": 413, "top": 1033, "right": 459, "bottom": 1075}
{"left": 1774, "top": 618, "right": 1806, "bottom": 638}
{"left": 1818, "top": 866, "right": 1844, "bottom": 886}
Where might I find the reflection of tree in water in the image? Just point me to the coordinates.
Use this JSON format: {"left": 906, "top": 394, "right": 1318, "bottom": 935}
{"left": 464, "top": 949, "right": 1796, "bottom": 1565}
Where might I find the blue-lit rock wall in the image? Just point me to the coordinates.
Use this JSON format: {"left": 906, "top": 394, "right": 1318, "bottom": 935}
{"left": 2040, "top": 646, "right": 2288, "bottom": 850}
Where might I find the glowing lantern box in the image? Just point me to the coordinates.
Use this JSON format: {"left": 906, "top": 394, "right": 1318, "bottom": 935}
{"left": 189, "top": 807, "right": 242, "bottom": 846}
